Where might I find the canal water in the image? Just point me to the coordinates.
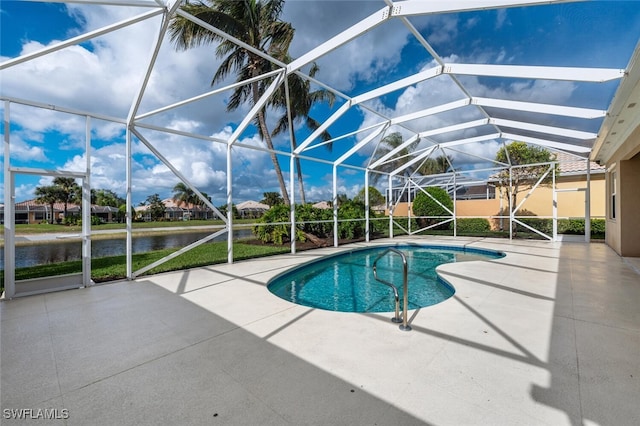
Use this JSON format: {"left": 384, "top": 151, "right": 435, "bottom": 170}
{"left": 1, "top": 229, "right": 254, "bottom": 269}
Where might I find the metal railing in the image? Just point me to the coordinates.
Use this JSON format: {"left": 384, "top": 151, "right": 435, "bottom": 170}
{"left": 372, "top": 248, "right": 411, "bottom": 331}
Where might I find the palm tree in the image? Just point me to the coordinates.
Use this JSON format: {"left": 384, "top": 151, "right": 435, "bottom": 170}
{"left": 145, "top": 193, "right": 166, "bottom": 221}
{"left": 34, "top": 186, "right": 62, "bottom": 224}
{"left": 370, "top": 132, "right": 419, "bottom": 183}
{"left": 270, "top": 61, "right": 335, "bottom": 204}
{"left": 52, "top": 177, "right": 81, "bottom": 220}
{"left": 170, "top": 0, "right": 294, "bottom": 205}
{"left": 417, "top": 155, "right": 451, "bottom": 175}
{"left": 172, "top": 182, "right": 197, "bottom": 207}
{"left": 92, "top": 189, "right": 125, "bottom": 207}
{"left": 261, "top": 191, "right": 283, "bottom": 206}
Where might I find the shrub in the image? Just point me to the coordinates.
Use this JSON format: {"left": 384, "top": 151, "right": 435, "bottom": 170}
{"left": 558, "top": 218, "right": 606, "bottom": 235}
{"left": 517, "top": 217, "right": 552, "bottom": 234}
{"left": 456, "top": 218, "right": 491, "bottom": 233}
{"left": 558, "top": 219, "right": 584, "bottom": 234}
{"left": 296, "top": 203, "right": 333, "bottom": 238}
{"left": 412, "top": 187, "right": 453, "bottom": 230}
{"left": 77, "top": 216, "right": 103, "bottom": 227}
{"left": 590, "top": 219, "right": 605, "bottom": 235}
{"left": 253, "top": 204, "right": 301, "bottom": 244}
{"left": 253, "top": 202, "right": 381, "bottom": 244}
{"left": 388, "top": 217, "right": 420, "bottom": 234}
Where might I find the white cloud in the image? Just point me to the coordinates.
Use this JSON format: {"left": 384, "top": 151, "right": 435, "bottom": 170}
{"left": 4, "top": 132, "right": 48, "bottom": 162}
{"left": 284, "top": 2, "right": 411, "bottom": 92}
{"left": 496, "top": 9, "right": 508, "bottom": 29}
{"left": 1, "top": 4, "right": 287, "bottom": 204}
{"left": 2, "top": 1, "right": 605, "bottom": 207}
{"left": 353, "top": 54, "right": 577, "bottom": 170}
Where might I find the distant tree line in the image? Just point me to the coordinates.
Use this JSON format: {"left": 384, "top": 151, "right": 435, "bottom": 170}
{"left": 34, "top": 178, "right": 127, "bottom": 224}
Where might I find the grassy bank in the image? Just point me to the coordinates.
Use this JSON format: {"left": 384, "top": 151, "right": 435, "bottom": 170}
{"left": 1, "top": 219, "right": 256, "bottom": 236}
{"left": 1, "top": 241, "right": 289, "bottom": 293}
{"left": 2, "top": 220, "right": 604, "bottom": 295}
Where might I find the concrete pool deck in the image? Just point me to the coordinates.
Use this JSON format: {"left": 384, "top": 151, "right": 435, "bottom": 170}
{"left": 1, "top": 236, "right": 639, "bottom": 425}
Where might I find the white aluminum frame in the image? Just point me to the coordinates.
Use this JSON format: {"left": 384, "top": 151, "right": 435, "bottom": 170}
{"left": 2, "top": 0, "right": 636, "bottom": 296}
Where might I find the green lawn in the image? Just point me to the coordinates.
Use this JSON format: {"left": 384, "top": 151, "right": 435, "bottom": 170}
{"left": 1, "top": 241, "right": 289, "bottom": 293}
{"left": 1, "top": 218, "right": 603, "bottom": 294}
{"left": 2, "top": 219, "right": 258, "bottom": 236}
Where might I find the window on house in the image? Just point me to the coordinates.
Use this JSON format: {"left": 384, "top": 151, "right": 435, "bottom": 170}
{"left": 610, "top": 171, "right": 617, "bottom": 220}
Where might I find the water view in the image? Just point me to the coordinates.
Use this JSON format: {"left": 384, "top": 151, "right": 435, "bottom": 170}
{"left": 1, "top": 229, "right": 254, "bottom": 269}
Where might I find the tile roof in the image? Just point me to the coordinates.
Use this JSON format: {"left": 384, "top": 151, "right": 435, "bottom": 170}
{"left": 554, "top": 152, "right": 605, "bottom": 175}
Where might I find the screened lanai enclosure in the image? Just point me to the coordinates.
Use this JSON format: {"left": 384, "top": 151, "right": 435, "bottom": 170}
{"left": 2, "top": 0, "right": 640, "bottom": 298}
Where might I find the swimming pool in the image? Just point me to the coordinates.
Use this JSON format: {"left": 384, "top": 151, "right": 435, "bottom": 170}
{"left": 268, "top": 244, "right": 504, "bottom": 313}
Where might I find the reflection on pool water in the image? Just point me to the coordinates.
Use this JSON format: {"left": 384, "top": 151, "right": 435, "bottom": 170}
{"left": 267, "top": 244, "right": 505, "bottom": 313}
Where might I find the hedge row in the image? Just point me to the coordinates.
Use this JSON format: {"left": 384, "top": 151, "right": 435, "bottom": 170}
{"left": 390, "top": 217, "right": 605, "bottom": 237}
{"left": 252, "top": 202, "right": 385, "bottom": 244}
{"left": 517, "top": 218, "right": 605, "bottom": 235}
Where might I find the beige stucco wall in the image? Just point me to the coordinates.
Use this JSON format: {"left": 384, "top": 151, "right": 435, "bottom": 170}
{"left": 500, "top": 175, "right": 605, "bottom": 218}
{"left": 388, "top": 173, "right": 605, "bottom": 230}
{"left": 619, "top": 154, "right": 640, "bottom": 256}
{"left": 605, "top": 125, "right": 640, "bottom": 256}
{"left": 456, "top": 199, "right": 501, "bottom": 217}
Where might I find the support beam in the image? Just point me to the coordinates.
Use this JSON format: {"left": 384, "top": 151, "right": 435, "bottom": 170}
{"left": 287, "top": 6, "right": 390, "bottom": 73}
{"left": 133, "top": 229, "right": 228, "bottom": 278}
{"left": 389, "top": 146, "right": 437, "bottom": 177}
{"left": 389, "top": 98, "right": 470, "bottom": 126}
{"left": 391, "top": 0, "right": 577, "bottom": 17}
{"left": 136, "top": 69, "right": 283, "bottom": 121}
{"left": 501, "top": 133, "right": 591, "bottom": 153}
{"left": 352, "top": 66, "right": 443, "bottom": 104}
{"left": 0, "top": 96, "right": 125, "bottom": 124}
{"left": 8, "top": 167, "right": 86, "bottom": 178}
{"left": 509, "top": 168, "right": 513, "bottom": 240}
{"left": 34, "top": 0, "right": 161, "bottom": 6}
{"left": 419, "top": 118, "right": 489, "bottom": 138}
{"left": 227, "top": 73, "right": 285, "bottom": 145}
{"left": 290, "top": 154, "right": 296, "bottom": 254}
{"left": 126, "top": 128, "right": 133, "bottom": 279}
{"left": 472, "top": 97, "right": 607, "bottom": 119}
{"left": 388, "top": 175, "right": 394, "bottom": 239}
{"left": 335, "top": 123, "right": 388, "bottom": 165}
{"left": 333, "top": 165, "right": 339, "bottom": 247}
{"left": 586, "top": 160, "right": 591, "bottom": 243}
{"left": 3, "top": 101, "right": 15, "bottom": 298}
{"left": 127, "top": 0, "right": 184, "bottom": 123}
{"left": 82, "top": 116, "right": 92, "bottom": 287}
{"left": 369, "top": 134, "right": 419, "bottom": 170}
{"left": 365, "top": 171, "right": 370, "bottom": 242}
{"left": 439, "top": 133, "right": 501, "bottom": 149}
{"left": 0, "top": 8, "right": 164, "bottom": 70}
{"left": 453, "top": 172, "right": 457, "bottom": 237}
{"left": 553, "top": 166, "right": 558, "bottom": 241}
{"left": 176, "top": 8, "right": 286, "bottom": 70}
{"left": 227, "top": 144, "right": 233, "bottom": 264}
{"left": 295, "top": 101, "right": 352, "bottom": 154}
{"left": 445, "top": 63, "right": 625, "bottom": 82}
{"left": 131, "top": 129, "right": 228, "bottom": 222}
{"left": 491, "top": 118, "right": 597, "bottom": 139}
{"left": 514, "top": 164, "right": 553, "bottom": 214}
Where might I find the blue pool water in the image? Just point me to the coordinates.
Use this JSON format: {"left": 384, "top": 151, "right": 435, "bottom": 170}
{"left": 268, "top": 245, "right": 504, "bottom": 313}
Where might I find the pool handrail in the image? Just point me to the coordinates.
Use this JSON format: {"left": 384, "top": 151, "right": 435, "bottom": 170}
{"left": 372, "top": 248, "right": 411, "bottom": 331}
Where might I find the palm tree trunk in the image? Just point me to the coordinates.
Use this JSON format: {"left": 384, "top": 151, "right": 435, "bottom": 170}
{"left": 295, "top": 157, "right": 306, "bottom": 204}
{"left": 251, "top": 78, "right": 290, "bottom": 206}
{"left": 257, "top": 109, "right": 290, "bottom": 205}
{"left": 511, "top": 187, "right": 518, "bottom": 236}
{"left": 292, "top": 132, "right": 306, "bottom": 204}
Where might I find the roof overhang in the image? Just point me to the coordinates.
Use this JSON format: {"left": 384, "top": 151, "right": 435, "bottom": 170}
{"left": 591, "top": 40, "right": 640, "bottom": 165}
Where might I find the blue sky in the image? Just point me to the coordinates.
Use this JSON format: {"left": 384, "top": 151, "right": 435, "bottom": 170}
{"left": 1, "top": 1, "right": 639, "bottom": 206}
